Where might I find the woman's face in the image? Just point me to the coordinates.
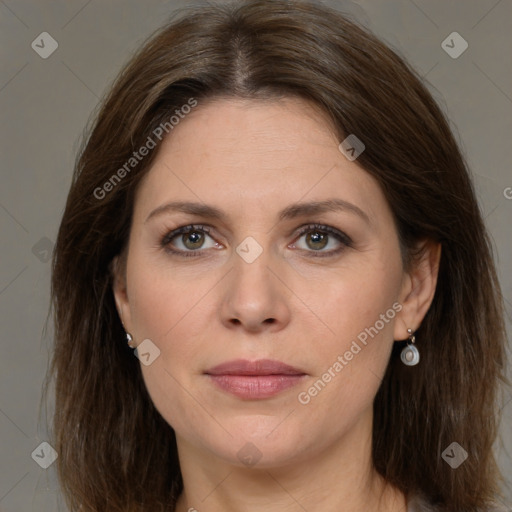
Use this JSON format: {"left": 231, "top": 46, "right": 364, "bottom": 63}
{"left": 114, "top": 97, "right": 416, "bottom": 469}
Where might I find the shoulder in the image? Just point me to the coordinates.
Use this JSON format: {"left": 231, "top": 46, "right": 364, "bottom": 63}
{"left": 407, "top": 492, "right": 511, "bottom": 512}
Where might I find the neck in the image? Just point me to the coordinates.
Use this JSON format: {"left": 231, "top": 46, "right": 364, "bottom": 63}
{"left": 173, "top": 410, "right": 406, "bottom": 512}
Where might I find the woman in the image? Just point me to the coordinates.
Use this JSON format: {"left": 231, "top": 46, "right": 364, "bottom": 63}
{"left": 49, "top": 1, "right": 509, "bottom": 510}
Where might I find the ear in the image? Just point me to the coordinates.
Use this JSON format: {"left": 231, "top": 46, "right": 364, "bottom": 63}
{"left": 394, "top": 239, "right": 441, "bottom": 340}
{"left": 110, "top": 253, "right": 133, "bottom": 333}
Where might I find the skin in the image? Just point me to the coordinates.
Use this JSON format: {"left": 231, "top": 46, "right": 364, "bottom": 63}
{"left": 112, "top": 97, "right": 441, "bottom": 512}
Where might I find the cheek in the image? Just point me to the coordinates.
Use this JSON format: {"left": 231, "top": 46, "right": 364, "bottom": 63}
{"left": 293, "top": 275, "right": 401, "bottom": 434}
{"left": 128, "top": 251, "right": 209, "bottom": 344}
{"left": 126, "top": 253, "right": 215, "bottom": 397}
{"left": 294, "top": 258, "right": 402, "bottom": 421}
{"left": 305, "top": 259, "right": 402, "bottom": 358}
{"left": 128, "top": 264, "right": 211, "bottom": 432}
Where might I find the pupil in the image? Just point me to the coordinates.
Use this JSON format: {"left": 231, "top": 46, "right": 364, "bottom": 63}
{"left": 184, "top": 231, "right": 203, "bottom": 249}
{"left": 308, "top": 231, "right": 327, "bottom": 250}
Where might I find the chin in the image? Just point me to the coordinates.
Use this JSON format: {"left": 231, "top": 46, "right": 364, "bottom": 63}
{"left": 194, "top": 420, "right": 316, "bottom": 470}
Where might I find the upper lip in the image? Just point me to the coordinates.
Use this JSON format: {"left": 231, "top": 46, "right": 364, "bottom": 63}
{"left": 205, "top": 359, "right": 306, "bottom": 376}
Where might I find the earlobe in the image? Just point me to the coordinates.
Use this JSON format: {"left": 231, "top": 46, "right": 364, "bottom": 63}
{"left": 394, "top": 240, "right": 441, "bottom": 341}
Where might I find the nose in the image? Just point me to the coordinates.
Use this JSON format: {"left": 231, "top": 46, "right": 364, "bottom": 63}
{"left": 219, "top": 247, "right": 292, "bottom": 334}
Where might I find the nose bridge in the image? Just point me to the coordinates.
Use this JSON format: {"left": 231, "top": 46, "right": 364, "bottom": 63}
{"left": 231, "top": 233, "right": 275, "bottom": 294}
{"left": 235, "top": 234, "right": 266, "bottom": 266}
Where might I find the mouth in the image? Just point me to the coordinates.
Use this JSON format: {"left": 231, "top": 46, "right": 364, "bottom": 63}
{"left": 204, "top": 359, "right": 307, "bottom": 400}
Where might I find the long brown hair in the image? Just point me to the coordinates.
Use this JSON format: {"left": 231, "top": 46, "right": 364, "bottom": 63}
{"left": 47, "top": 1, "right": 509, "bottom": 510}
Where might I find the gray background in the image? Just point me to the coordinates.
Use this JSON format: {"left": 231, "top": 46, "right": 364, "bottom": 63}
{"left": 0, "top": 0, "right": 511, "bottom": 510}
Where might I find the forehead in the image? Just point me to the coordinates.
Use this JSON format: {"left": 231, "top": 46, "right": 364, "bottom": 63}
{"left": 133, "top": 97, "right": 386, "bottom": 225}
{"left": 161, "top": 97, "right": 339, "bottom": 166}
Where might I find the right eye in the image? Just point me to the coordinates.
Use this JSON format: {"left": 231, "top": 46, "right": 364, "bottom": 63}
{"left": 161, "top": 224, "right": 221, "bottom": 257}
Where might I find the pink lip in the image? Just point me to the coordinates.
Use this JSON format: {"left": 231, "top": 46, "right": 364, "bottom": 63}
{"left": 205, "top": 359, "right": 307, "bottom": 399}
{"left": 206, "top": 359, "right": 304, "bottom": 376}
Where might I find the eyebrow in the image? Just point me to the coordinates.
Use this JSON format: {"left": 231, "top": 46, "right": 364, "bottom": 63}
{"left": 144, "top": 198, "right": 371, "bottom": 225}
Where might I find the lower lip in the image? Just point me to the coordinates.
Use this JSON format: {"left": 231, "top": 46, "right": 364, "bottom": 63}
{"left": 207, "top": 374, "right": 306, "bottom": 399}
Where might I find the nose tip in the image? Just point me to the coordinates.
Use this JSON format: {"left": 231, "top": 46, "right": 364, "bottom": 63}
{"left": 221, "top": 251, "right": 292, "bottom": 334}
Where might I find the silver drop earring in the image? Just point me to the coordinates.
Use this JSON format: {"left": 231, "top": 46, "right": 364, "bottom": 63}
{"left": 126, "top": 332, "right": 135, "bottom": 348}
{"left": 401, "top": 328, "right": 420, "bottom": 366}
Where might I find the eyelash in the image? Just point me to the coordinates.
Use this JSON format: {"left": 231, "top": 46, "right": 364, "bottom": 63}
{"left": 160, "top": 223, "right": 353, "bottom": 258}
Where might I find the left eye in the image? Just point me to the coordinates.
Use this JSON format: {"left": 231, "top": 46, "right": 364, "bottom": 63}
{"left": 161, "top": 223, "right": 352, "bottom": 257}
{"left": 290, "top": 224, "right": 352, "bottom": 256}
